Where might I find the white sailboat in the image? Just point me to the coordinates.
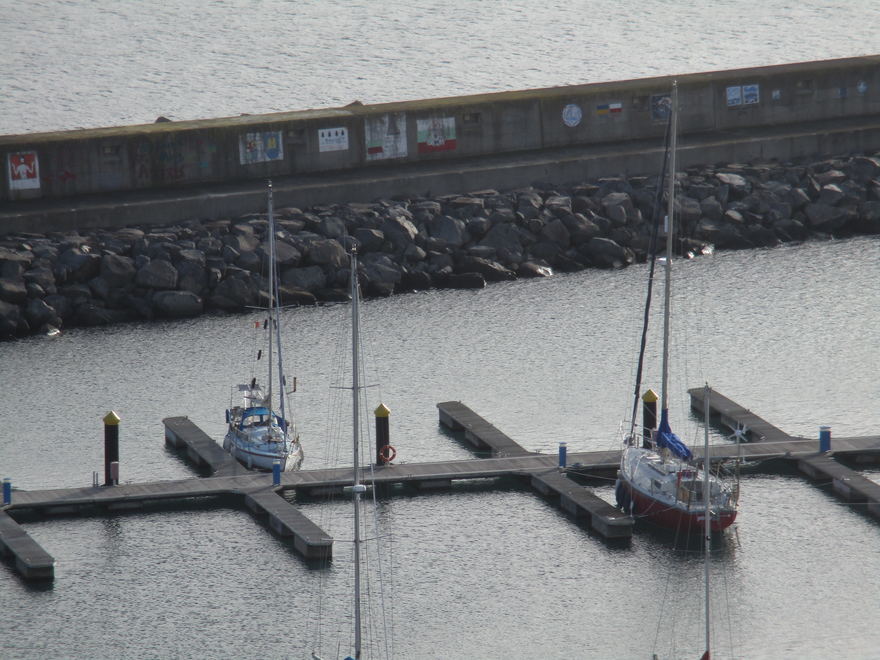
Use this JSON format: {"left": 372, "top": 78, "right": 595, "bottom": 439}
{"left": 615, "top": 82, "right": 738, "bottom": 533}
{"left": 224, "top": 181, "right": 304, "bottom": 472}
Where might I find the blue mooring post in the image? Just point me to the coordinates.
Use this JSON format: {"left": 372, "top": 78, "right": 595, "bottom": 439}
{"left": 558, "top": 442, "right": 567, "bottom": 468}
{"left": 819, "top": 425, "right": 832, "bottom": 452}
{"left": 272, "top": 460, "right": 281, "bottom": 486}
{"left": 2, "top": 478, "right": 10, "bottom": 505}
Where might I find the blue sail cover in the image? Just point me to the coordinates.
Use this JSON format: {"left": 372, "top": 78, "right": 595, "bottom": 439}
{"left": 656, "top": 408, "right": 693, "bottom": 461}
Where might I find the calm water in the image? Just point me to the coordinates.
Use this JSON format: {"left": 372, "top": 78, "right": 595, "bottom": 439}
{"left": 1, "top": 0, "right": 879, "bottom": 136}
{"left": 1, "top": 236, "right": 879, "bottom": 659}
{"left": 3, "top": 2, "right": 880, "bottom": 658}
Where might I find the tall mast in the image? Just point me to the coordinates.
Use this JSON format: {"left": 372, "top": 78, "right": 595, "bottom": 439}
{"left": 267, "top": 181, "right": 287, "bottom": 427}
{"left": 703, "top": 383, "right": 712, "bottom": 659}
{"left": 266, "top": 181, "right": 275, "bottom": 416}
{"left": 660, "top": 81, "right": 678, "bottom": 414}
{"left": 350, "top": 248, "right": 363, "bottom": 659}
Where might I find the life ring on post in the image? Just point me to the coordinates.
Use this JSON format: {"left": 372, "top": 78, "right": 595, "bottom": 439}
{"left": 379, "top": 444, "right": 397, "bottom": 464}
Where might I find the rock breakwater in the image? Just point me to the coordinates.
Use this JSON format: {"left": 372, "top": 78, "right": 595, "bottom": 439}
{"left": 1, "top": 154, "right": 879, "bottom": 340}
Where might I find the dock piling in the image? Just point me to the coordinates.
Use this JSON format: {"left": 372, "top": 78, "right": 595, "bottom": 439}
{"left": 820, "top": 425, "right": 832, "bottom": 453}
{"left": 3, "top": 478, "right": 10, "bottom": 505}
{"left": 103, "top": 411, "right": 121, "bottom": 486}
{"left": 559, "top": 442, "right": 567, "bottom": 468}
{"left": 375, "top": 403, "right": 391, "bottom": 465}
{"left": 642, "top": 389, "right": 658, "bottom": 448}
{"left": 273, "top": 460, "right": 281, "bottom": 486}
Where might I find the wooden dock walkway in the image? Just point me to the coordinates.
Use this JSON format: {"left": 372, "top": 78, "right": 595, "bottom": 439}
{"left": 4, "top": 392, "right": 880, "bottom": 581}
{"left": 437, "top": 401, "right": 533, "bottom": 456}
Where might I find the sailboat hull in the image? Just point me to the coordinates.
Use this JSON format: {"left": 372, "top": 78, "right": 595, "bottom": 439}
{"left": 616, "top": 477, "right": 736, "bottom": 533}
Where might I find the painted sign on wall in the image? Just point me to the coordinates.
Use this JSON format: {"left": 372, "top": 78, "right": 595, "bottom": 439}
{"left": 7, "top": 151, "right": 40, "bottom": 190}
{"left": 365, "top": 113, "right": 407, "bottom": 161}
{"left": 319, "top": 127, "right": 349, "bottom": 152}
{"left": 727, "top": 84, "right": 760, "bottom": 107}
{"left": 416, "top": 117, "right": 456, "bottom": 153}
{"left": 239, "top": 131, "right": 284, "bottom": 165}
{"left": 650, "top": 94, "right": 672, "bottom": 122}
{"left": 562, "top": 104, "right": 582, "bottom": 127}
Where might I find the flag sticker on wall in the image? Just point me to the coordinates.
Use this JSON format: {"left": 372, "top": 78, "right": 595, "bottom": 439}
{"left": 596, "top": 102, "right": 622, "bottom": 116}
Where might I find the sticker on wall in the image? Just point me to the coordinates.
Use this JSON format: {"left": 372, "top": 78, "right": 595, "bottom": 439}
{"left": 743, "top": 84, "right": 760, "bottom": 105}
{"left": 562, "top": 104, "right": 582, "bottom": 127}
{"left": 596, "top": 102, "right": 622, "bottom": 116}
{"left": 836, "top": 86, "right": 848, "bottom": 99}
{"left": 365, "top": 113, "right": 407, "bottom": 160}
{"left": 319, "top": 127, "right": 349, "bottom": 152}
{"left": 650, "top": 94, "right": 671, "bottom": 121}
{"left": 417, "top": 117, "right": 457, "bottom": 153}
{"left": 7, "top": 151, "right": 40, "bottom": 190}
{"left": 857, "top": 81, "right": 868, "bottom": 95}
{"left": 726, "top": 86, "right": 743, "bottom": 107}
{"left": 239, "top": 131, "right": 284, "bottom": 165}
{"left": 771, "top": 89, "right": 782, "bottom": 101}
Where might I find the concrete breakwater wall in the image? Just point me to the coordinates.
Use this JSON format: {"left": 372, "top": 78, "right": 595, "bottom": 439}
{"left": 1, "top": 153, "right": 878, "bottom": 340}
{"left": 2, "top": 55, "right": 879, "bottom": 216}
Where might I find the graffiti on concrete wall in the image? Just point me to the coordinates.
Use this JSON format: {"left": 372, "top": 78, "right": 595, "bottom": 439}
{"left": 239, "top": 131, "right": 284, "bottom": 164}
{"left": 365, "top": 113, "right": 407, "bottom": 161}
{"left": 7, "top": 151, "right": 40, "bottom": 190}
{"left": 416, "top": 117, "right": 456, "bottom": 153}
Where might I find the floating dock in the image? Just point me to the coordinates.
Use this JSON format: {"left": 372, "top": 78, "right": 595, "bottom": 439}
{"left": 4, "top": 392, "right": 880, "bottom": 581}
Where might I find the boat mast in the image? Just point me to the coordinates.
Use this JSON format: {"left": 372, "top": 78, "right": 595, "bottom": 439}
{"left": 266, "top": 181, "right": 275, "bottom": 418}
{"left": 703, "top": 383, "right": 712, "bottom": 660}
{"left": 267, "top": 181, "right": 287, "bottom": 429}
{"left": 660, "top": 81, "right": 678, "bottom": 416}
{"left": 350, "top": 248, "right": 364, "bottom": 660}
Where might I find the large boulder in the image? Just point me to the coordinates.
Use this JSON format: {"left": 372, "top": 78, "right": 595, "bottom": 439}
{"left": 135, "top": 259, "right": 178, "bottom": 289}
{"left": 209, "top": 276, "right": 258, "bottom": 310}
{"left": 281, "top": 265, "right": 327, "bottom": 292}
{"left": 55, "top": 248, "right": 101, "bottom": 283}
{"left": 428, "top": 215, "right": 468, "bottom": 247}
{"left": 454, "top": 256, "right": 515, "bottom": 281}
{"left": 582, "top": 237, "right": 634, "bottom": 268}
{"left": 0, "top": 277, "right": 27, "bottom": 304}
{"left": 100, "top": 253, "right": 136, "bottom": 288}
{"left": 306, "top": 239, "right": 347, "bottom": 269}
{"left": 0, "top": 299, "right": 22, "bottom": 338}
{"left": 152, "top": 291, "right": 204, "bottom": 318}
{"left": 353, "top": 228, "right": 385, "bottom": 253}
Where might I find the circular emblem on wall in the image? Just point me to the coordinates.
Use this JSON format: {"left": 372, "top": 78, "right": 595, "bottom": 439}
{"left": 562, "top": 104, "right": 582, "bottom": 127}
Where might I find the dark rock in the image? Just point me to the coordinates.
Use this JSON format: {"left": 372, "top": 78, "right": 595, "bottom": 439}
{"left": 0, "top": 299, "right": 23, "bottom": 338}
{"left": 428, "top": 215, "right": 467, "bottom": 247}
{"left": 517, "top": 262, "right": 553, "bottom": 278}
{"left": 55, "top": 248, "right": 101, "bottom": 283}
{"left": 135, "top": 259, "right": 178, "bottom": 289}
{"left": 209, "top": 276, "right": 258, "bottom": 310}
{"left": 282, "top": 265, "right": 327, "bottom": 291}
{"left": 455, "top": 256, "right": 515, "bottom": 281}
{"left": 0, "top": 277, "right": 27, "bottom": 304}
{"left": 152, "top": 291, "right": 204, "bottom": 318}
{"left": 277, "top": 285, "right": 317, "bottom": 306}
{"left": 804, "top": 203, "right": 849, "bottom": 232}
{"left": 353, "top": 228, "right": 385, "bottom": 253}
{"left": 398, "top": 270, "right": 433, "bottom": 292}
{"left": 583, "top": 237, "right": 634, "bottom": 269}
{"left": 100, "top": 253, "right": 136, "bottom": 288}
{"left": 306, "top": 239, "right": 347, "bottom": 269}
{"left": 540, "top": 218, "right": 571, "bottom": 248}
{"left": 437, "top": 272, "right": 486, "bottom": 289}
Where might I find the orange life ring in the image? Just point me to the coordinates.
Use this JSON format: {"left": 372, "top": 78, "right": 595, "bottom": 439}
{"left": 379, "top": 444, "right": 396, "bottom": 463}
